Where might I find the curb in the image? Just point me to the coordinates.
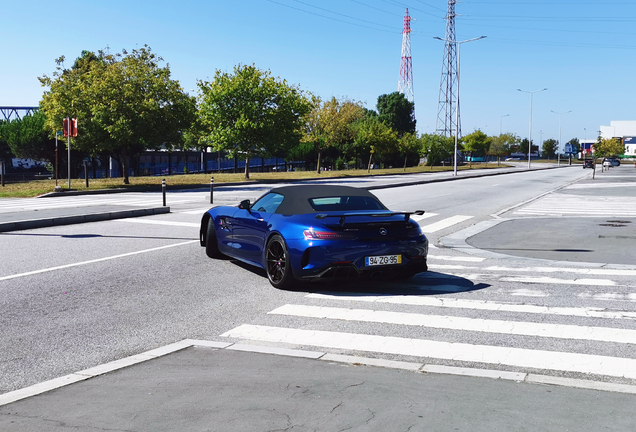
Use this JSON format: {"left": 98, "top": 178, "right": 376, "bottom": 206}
{"left": 0, "top": 207, "right": 170, "bottom": 233}
{"left": 2, "top": 338, "right": 634, "bottom": 407}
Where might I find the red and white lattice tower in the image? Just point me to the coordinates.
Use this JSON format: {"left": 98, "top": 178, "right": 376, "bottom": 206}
{"left": 398, "top": 8, "right": 414, "bottom": 102}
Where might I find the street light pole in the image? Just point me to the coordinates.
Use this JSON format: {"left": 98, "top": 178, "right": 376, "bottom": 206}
{"left": 517, "top": 88, "right": 547, "bottom": 169}
{"left": 500, "top": 114, "right": 509, "bottom": 135}
{"left": 434, "top": 35, "right": 487, "bottom": 176}
{"left": 551, "top": 110, "right": 572, "bottom": 166}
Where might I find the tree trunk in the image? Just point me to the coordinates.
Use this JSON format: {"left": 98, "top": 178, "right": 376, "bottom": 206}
{"left": 403, "top": 155, "right": 407, "bottom": 171}
{"left": 316, "top": 150, "right": 321, "bottom": 174}
{"left": 121, "top": 147, "right": 130, "bottom": 184}
{"left": 244, "top": 157, "right": 250, "bottom": 179}
{"left": 367, "top": 153, "right": 373, "bottom": 173}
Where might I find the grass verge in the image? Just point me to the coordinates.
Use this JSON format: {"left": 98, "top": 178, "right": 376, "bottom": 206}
{"left": 1, "top": 163, "right": 513, "bottom": 198}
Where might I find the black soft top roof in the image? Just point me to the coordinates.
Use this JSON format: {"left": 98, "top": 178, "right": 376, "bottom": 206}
{"left": 269, "top": 185, "right": 385, "bottom": 215}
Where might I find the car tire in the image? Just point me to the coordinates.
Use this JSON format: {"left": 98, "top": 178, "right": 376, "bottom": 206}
{"left": 266, "top": 234, "right": 295, "bottom": 289}
{"left": 205, "top": 217, "right": 223, "bottom": 259}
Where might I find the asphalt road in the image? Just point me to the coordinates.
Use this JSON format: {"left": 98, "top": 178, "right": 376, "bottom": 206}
{"left": 1, "top": 164, "right": 635, "bottom": 431}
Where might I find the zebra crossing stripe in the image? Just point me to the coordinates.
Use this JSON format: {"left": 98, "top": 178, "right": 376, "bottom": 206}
{"left": 305, "top": 294, "right": 636, "bottom": 320}
{"left": 117, "top": 219, "right": 199, "bottom": 227}
{"left": 427, "top": 263, "right": 636, "bottom": 277}
{"left": 410, "top": 213, "right": 438, "bottom": 222}
{"left": 428, "top": 255, "right": 485, "bottom": 262}
{"left": 220, "top": 324, "right": 636, "bottom": 380}
{"left": 269, "top": 304, "right": 636, "bottom": 344}
{"left": 419, "top": 215, "right": 473, "bottom": 233}
{"left": 421, "top": 268, "right": 618, "bottom": 286}
{"left": 516, "top": 194, "right": 636, "bottom": 216}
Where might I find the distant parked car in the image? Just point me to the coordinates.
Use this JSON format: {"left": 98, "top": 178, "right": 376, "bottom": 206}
{"left": 505, "top": 157, "right": 521, "bottom": 161}
{"left": 583, "top": 160, "right": 595, "bottom": 169}
{"left": 605, "top": 158, "right": 620, "bottom": 167}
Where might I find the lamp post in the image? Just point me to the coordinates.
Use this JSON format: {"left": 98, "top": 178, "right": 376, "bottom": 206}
{"left": 551, "top": 110, "right": 571, "bottom": 166}
{"left": 500, "top": 114, "right": 509, "bottom": 135}
{"left": 517, "top": 88, "right": 547, "bottom": 169}
{"left": 434, "top": 35, "right": 487, "bottom": 176}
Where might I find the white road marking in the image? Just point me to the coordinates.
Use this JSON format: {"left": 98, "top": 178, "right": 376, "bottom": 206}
{"left": 419, "top": 215, "right": 473, "bottom": 233}
{"left": 117, "top": 219, "right": 199, "bottom": 227}
{"left": 305, "top": 294, "right": 636, "bottom": 320}
{"left": 427, "top": 255, "right": 485, "bottom": 262}
{"left": 410, "top": 213, "right": 438, "bottom": 222}
{"left": 424, "top": 266, "right": 618, "bottom": 286}
{"left": 516, "top": 194, "right": 636, "bottom": 216}
{"left": 579, "top": 292, "right": 636, "bottom": 303}
{"left": 178, "top": 208, "right": 212, "bottom": 215}
{"left": 0, "top": 241, "right": 198, "bottom": 282}
{"left": 221, "top": 324, "right": 636, "bottom": 380}
{"left": 483, "top": 266, "right": 636, "bottom": 277}
{"left": 269, "top": 304, "right": 636, "bottom": 344}
{"left": 509, "top": 289, "right": 549, "bottom": 297}
{"left": 565, "top": 183, "right": 634, "bottom": 189}
{"left": 500, "top": 276, "right": 616, "bottom": 286}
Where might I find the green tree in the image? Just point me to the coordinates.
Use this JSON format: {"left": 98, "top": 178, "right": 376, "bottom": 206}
{"left": 1, "top": 112, "right": 54, "bottom": 163}
{"left": 354, "top": 117, "right": 398, "bottom": 171}
{"left": 489, "top": 133, "right": 518, "bottom": 165}
{"left": 420, "top": 133, "right": 454, "bottom": 167}
{"left": 542, "top": 138, "right": 558, "bottom": 158}
{"left": 591, "top": 136, "right": 623, "bottom": 178}
{"left": 198, "top": 64, "right": 312, "bottom": 179}
{"left": 0, "top": 120, "right": 15, "bottom": 163}
{"left": 462, "top": 129, "right": 490, "bottom": 166}
{"left": 519, "top": 138, "right": 537, "bottom": 156}
{"left": 397, "top": 132, "right": 420, "bottom": 171}
{"left": 39, "top": 46, "right": 195, "bottom": 184}
{"left": 376, "top": 92, "right": 416, "bottom": 137}
{"left": 303, "top": 96, "right": 364, "bottom": 173}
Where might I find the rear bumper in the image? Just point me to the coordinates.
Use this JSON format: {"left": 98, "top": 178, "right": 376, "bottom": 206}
{"left": 287, "top": 236, "right": 429, "bottom": 282}
{"left": 299, "top": 258, "right": 428, "bottom": 282}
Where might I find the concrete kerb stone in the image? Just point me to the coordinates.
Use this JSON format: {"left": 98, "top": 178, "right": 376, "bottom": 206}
{"left": 0, "top": 207, "right": 170, "bottom": 233}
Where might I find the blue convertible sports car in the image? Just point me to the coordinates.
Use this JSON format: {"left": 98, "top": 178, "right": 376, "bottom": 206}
{"left": 200, "top": 185, "right": 429, "bottom": 288}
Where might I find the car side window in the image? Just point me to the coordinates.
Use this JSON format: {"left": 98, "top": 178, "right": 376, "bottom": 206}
{"left": 251, "top": 193, "right": 284, "bottom": 213}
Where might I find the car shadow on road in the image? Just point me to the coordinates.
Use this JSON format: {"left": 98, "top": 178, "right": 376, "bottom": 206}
{"left": 227, "top": 260, "right": 489, "bottom": 295}
{"left": 302, "top": 272, "right": 490, "bottom": 296}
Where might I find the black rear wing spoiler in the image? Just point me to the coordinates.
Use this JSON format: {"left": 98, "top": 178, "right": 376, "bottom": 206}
{"left": 315, "top": 210, "right": 425, "bottom": 226}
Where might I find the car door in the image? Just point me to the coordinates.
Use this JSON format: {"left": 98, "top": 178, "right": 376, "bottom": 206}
{"left": 230, "top": 193, "right": 284, "bottom": 264}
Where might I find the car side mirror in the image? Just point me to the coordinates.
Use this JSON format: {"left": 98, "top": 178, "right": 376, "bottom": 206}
{"left": 239, "top": 199, "right": 251, "bottom": 211}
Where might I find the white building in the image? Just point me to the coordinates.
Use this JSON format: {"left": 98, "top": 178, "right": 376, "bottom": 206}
{"left": 599, "top": 120, "right": 636, "bottom": 157}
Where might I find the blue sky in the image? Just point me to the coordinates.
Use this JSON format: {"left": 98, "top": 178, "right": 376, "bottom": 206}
{"left": 2, "top": 1, "right": 635, "bottom": 148}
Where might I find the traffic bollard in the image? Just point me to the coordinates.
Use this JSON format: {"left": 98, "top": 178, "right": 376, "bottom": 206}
{"left": 162, "top": 179, "right": 166, "bottom": 206}
{"left": 210, "top": 177, "right": 214, "bottom": 204}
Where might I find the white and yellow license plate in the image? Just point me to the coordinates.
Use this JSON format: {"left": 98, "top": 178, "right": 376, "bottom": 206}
{"left": 365, "top": 254, "right": 402, "bottom": 266}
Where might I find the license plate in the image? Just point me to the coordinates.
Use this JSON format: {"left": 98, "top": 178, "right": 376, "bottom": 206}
{"left": 365, "top": 254, "right": 402, "bottom": 266}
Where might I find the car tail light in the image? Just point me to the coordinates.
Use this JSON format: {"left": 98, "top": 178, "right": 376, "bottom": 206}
{"left": 303, "top": 229, "right": 355, "bottom": 240}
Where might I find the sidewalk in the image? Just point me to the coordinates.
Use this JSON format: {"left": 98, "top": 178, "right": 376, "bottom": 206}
{"left": 0, "top": 205, "right": 170, "bottom": 233}
{"left": 1, "top": 340, "right": 635, "bottom": 432}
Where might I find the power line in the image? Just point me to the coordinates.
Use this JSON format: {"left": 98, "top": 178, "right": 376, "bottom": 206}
{"left": 290, "top": 0, "right": 398, "bottom": 29}
{"left": 348, "top": 0, "right": 403, "bottom": 17}
{"left": 265, "top": 0, "right": 398, "bottom": 34}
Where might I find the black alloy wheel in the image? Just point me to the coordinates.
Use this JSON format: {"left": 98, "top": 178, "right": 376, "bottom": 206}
{"left": 266, "top": 234, "right": 294, "bottom": 289}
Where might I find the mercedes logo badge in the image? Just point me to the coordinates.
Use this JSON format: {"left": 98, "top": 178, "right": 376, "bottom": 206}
{"left": 379, "top": 228, "right": 388, "bottom": 236}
